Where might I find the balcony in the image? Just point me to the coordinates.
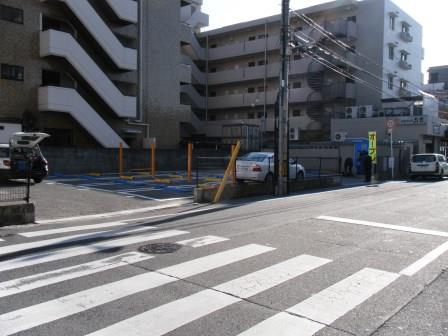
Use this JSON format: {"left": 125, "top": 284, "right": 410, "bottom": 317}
{"left": 207, "top": 59, "right": 311, "bottom": 86}
{"left": 399, "top": 31, "right": 413, "bottom": 43}
{"left": 179, "top": 63, "right": 192, "bottom": 84}
{"left": 399, "top": 60, "right": 412, "bottom": 70}
{"left": 38, "top": 86, "right": 127, "bottom": 148}
{"left": 325, "top": 20, "right": 357, "bottom": 41}
{"left": 208, "top": 35, "right": 280, "bottom": 61}
{"left": 208, "top": 88, "right": 314, "bottom": 110}
{"left": 399, "top": 87, "right": 412, "bottom": 97}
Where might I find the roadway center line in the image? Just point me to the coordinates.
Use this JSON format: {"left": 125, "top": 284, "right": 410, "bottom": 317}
{"left": 317, "top": 216, "right": 448, "bottom": 238}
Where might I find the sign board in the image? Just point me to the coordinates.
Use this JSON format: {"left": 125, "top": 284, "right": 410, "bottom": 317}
{"left": 386, "top": 119, "right": 395, "bottom": 130}
{"left": 398, "top": 116, "right": 426, "bottom": 126}
{"left": 368, "top": 131, "right": 377, "bottom": 164}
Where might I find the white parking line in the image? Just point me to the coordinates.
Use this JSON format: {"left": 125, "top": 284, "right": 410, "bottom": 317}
{"left": 36, "top": 202, "right": 190, "bottom": 224}
{"left": 317, "top": 216, "right": 448, "bottom": 238}
{"left": 400, "top": 241, "right": 448, "bottom": 276}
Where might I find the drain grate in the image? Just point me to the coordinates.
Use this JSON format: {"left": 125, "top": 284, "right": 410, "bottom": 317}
{"left": 138, "top": 243, "right": 182, "bottom": 254}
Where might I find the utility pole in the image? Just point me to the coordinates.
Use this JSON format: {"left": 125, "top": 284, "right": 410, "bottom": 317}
{"left": 277, "top": 0, "right": 290, "bottom": 196}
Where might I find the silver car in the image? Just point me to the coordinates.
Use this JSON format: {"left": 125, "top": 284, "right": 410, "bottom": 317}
{"left": 236, "top": 152, "right": 306, "bottom": 182}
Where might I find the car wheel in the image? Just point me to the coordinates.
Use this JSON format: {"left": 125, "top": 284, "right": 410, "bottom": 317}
{"left": 296, "top": 171, "right": 304, "bottom": 181}
{"left": 33, "top": 177, "right": 43, "bottom": 183}
{"left": 264, "top": 173, "right": 274, "bottom": 183}
{"left": 409, "top": 175, "right": 416, "bottom": 181}
{"left": 439, "top": 170, "right": 444, "bottom": 180}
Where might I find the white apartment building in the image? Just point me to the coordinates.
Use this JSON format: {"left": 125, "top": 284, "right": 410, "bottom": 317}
{"left": 180, "top": 0, "right": 424, "bottom": 146}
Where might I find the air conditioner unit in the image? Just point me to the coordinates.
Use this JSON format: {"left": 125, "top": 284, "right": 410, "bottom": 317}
{"left": 333, "top": 132, "right": 347, "bottom": 142}
{"left": 289, "top": 127, "right": 300, "bottom": 141}
{"left": 344, "top": 106, "right": 358, "bottom": 119}
{"left": 357, "top": 105, "right": 373, "bottom": 118}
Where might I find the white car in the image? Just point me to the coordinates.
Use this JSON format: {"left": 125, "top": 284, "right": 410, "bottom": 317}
{"left": 0, "top": 144, "right": 11, "bottom": 181}
{"left": 236, "top": 152, "right": 306, "bottom": 182}
{"left": 409, "top": 153, "right": 448, "bottom": 180}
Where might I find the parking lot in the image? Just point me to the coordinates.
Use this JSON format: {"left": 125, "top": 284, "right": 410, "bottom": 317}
{"left": 46, "top": 171, "right": 225, "bottom": 202}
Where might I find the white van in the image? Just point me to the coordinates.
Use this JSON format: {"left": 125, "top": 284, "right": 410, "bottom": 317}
{"left": 409, "top": 153, "right": 448, "bottom": 180}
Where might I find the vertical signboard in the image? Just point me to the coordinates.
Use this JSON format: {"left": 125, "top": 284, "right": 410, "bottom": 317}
{"left": 368, "top": 131, "right": 377, "bottom": 164}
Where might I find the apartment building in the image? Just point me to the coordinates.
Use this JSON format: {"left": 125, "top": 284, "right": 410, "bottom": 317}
{"left": 424, "top": 65, "right": 448, "bottom": 120}
{"left": 0, "top": 0, "right": 207, "bottom": 149}
{"left": 181, "top": 0, "right": 423, "bottom": 145}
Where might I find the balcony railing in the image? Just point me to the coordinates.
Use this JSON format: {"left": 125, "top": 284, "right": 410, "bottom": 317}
{"left": 399, "top": 60, "right": 412, "bottom": 70}
{"left": 325, "top": 20, "right": 357, "bottom": 40}
{"left": 400, "top": 31, "right": 413, "bottom": 43}
{"left": 399, "top": 87, "right": 412, "bottom": 97}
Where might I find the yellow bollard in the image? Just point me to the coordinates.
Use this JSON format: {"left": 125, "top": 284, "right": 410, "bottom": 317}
{"left": 118, "top": 142, "right": 124, "bottom": 176}
{"left": 150, "top": 143, "right": 156, "bottom": 177}
{"left": 213, "top": 140, "right": 241, "bottom": 203}
{"left": 187, "top": 143, "right": 193, "bottom": 183}
{"left": 231, "top": 144, "right": 237, "bottom": 184}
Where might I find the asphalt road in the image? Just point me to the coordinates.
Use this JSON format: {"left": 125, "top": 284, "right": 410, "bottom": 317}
{"left": 1, "top": 179, "right": 448, "bottom": 335}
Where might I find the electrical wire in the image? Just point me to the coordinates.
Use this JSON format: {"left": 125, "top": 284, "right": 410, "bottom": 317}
{"left": 291, "top": 10, "right": 426, "bottom": 94}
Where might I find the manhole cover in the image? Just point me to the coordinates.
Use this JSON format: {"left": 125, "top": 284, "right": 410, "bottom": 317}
{"left": 138, "top": 243, "right": 182, "bottom": 254}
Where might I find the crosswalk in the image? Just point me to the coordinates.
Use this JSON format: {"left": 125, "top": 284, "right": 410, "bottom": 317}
{"left": 0, "top": 217, "right": 404, "bottom": 336}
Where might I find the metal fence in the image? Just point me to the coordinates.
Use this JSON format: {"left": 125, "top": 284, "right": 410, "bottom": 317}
{"left": 291, "top": 157, "right": 341, "bottom": 180}
{"left": 0, "top": 181, "right": 30, "bottom": 203}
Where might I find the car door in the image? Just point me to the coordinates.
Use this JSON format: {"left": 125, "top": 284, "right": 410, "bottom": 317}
{"left": 440, "top": 155, "right": 448, "bottom": 175}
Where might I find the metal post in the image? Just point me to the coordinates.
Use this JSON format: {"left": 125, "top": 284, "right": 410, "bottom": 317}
{"left": 390, "top": 129, "right": 394, "bottom": 179}
{"left": 150, "top": 143, "right": 156, "bottom": 177}
{"left": 119, "top": 142, "right": 124, "bottom": 176}
{"left": 26, "top": 156, "right": 31, "bottom": 204}
{"left": 187, "top": 143, "right": 193, "bottom": 182}
{"left": 196, "top": 157, "right": 199, "bottom": 188}
{"left": 231, "top": 144, "right": 236, "bottom": 184}
{"left": 277, "top": 0, "right": 290, "bottom": 196}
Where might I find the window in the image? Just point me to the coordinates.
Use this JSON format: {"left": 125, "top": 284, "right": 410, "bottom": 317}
{"left": 258, "top": 59, "right": 267, "bottom": 66}
{"left": 257, "top": 112, "right": 264, "bottom": 118}
{"left": 429, "top": 73, "right": 439, "bottom": 83}
{"left": 293, "top": 82, "right": 302, "bottom": 89}
{"left": 258, "top": 34, "right": 268, "bottom": 39}
{"left": 257, "top": 86, "right": 265, "bottom": 92}
{"left": 248, "top": 61, "right": 256, "bottom": 67}
{"left": 247, "top": 87, "right": 255, "bottom": 93}
{"left": 248, "top": 112, "right": 255, "bottom": 119}
{"left": 400, "top": 51, "right": 408, "bottom": 62}
{"left": 210, "top": 44, "right": 217, "bottom": 49}
{"left": 347, "top": 16, "right": 357, "bottom": 22}
{"left": 400, "top": 79, "right": 408, "bottom": 88}
{"left": 209, "top": 91, "right": 217, "bottom": 97}
{"left": 210, "top": 67, "right": 217, "bottom": 73}
{"left": 388, "top": 45, "right": 395, "bottom": 60}
{"left": 248, "top": 36, "right": 256, "bottom": 41}
{"left": 389, "top": 14, "right": 396, "bottom": 30}
{"left": 293, "top": 54, "right": 303, "bottom": 60}
{"left": 209, "top": 114, "right": 216, "bottom": 121}
{"left": 401, "top": 23, "right": 410, "bottom": 33}
{"left": 292, "top": 109, "right": 301, "bottom": 117}
{"left": 0, "top": 5, "right": 23, "bottom": 24}
{"left": 388, "top": 74, "right": 394, "bottom": 90}
{"left": 1, "top": 64, "right": 24, "bottom": 81}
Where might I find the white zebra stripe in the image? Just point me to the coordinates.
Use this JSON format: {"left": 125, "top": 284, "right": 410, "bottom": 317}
{"left": 0, "top": 230, "right": 188, "bottom": 272}
{"left": 238, "top": 268, "right": 399, "bottom": 336}
{"left": 0, "top": 244, "right": 274, "bottom": 335}
{"left": 87, "top": 255, "right": 331, "bottom": 336}
{"left": 0, "top": 252, "right": 153, "bottom": 298}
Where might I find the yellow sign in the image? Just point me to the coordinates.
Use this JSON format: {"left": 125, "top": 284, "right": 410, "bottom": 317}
{"left": 368, "top": 131, "right": 377, "bottom": 164}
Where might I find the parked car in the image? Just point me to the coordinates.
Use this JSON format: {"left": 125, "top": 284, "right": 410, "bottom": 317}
{"left": 236, "top": 152, "right": 306, "bottom": 182}
{"left": 409, "top": 153, "right": 448, "bottom": 180}
{"left": 0, "top": 144, "right": 10, "bottom": 181}
{"left": 7, "top": 144, "right": 48, "bottom": 183}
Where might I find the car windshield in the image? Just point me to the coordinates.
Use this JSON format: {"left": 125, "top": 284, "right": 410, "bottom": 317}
{"left": 412, "top": 155, "right": 436, "bottom": 163}
{"left": 240, "top": 153, "right": 271, "bottom": 162}
{"left": 0, "top": 147, "right": 9, "bottom": 158}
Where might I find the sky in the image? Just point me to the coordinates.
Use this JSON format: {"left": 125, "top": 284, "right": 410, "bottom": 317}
{"left": 201, "top": 0, "right": 447, "bottom": 82}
